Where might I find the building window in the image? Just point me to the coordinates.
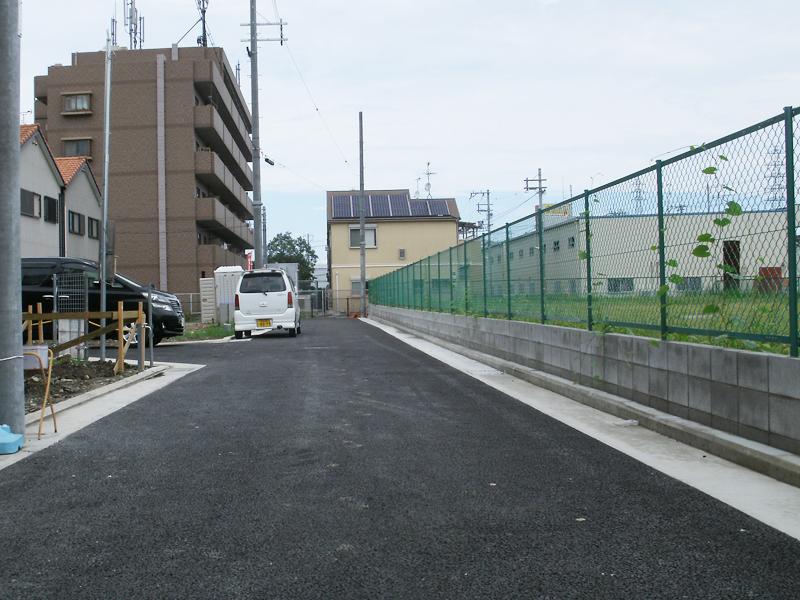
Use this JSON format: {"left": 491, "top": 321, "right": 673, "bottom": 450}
{"left": 63, "top": 138, "right": 91, "bottom": 157}
{"left": 553, "top": 240, "right": 560, "bottom": 252}
{"left": 349, "top": 225, "right": 377, "bottom": 248}
{"left": 43, "top": 196, "right": 58, "bottom": 223}
{"left": 608, "top": 277, "right": 635, "bottom": 293}
{"left": 62, "top": 93, "right": 91, "bottom": 113}
{"left": 88, "top": 217, "right": 100, "bottom": 239}
{"left": 398, "top": 248, "right": 406, "bottom": 260}
{"left": 351, "top": 280, "right": 369, "bottom": 295}
{"left": 518, "top": 249, "right": 524, "bottom": 258}
{"left": 529, "top": 246, "right": 535, "bottom": 256}
{"left": 20, "top": 189, "right": 41, "bottom": 218}
{"left": 568, "top": 236, "right": 576, "bottom": 248}
{"left": 68, "top": 211, "right": 85, "bottom": 235}
{"left": 675, "top": 276, "right": 702, "bottom": 293}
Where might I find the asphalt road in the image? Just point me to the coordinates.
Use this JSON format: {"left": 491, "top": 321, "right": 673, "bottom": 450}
{"left": 1, "top": 318, "right": 799, "bottom": 598}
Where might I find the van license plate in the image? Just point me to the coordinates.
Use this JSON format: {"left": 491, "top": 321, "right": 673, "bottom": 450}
{"left": 257, "top": 319, "right": 272, "bottom": 328}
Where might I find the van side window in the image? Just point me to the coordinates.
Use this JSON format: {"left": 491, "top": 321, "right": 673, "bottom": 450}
{"left": 22, "top": 269, "right": 54, "bottom": 287}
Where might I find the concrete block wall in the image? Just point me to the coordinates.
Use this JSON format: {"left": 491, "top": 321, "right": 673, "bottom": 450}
{"left": 371, "top": 306, "right": 800, "bottom": 454}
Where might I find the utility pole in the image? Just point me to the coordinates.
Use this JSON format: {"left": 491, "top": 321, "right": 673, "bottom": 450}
{"left": 0, "top": 0, "right": 24, "bottom": 434}
{"left": 471, "top": 190, "right": 492, "bottom": 235}
{"left": 524, "top": 168, "right": 547, "bottom": 211}
{"left": 242, "top": 5, "right": 286, "bottom": 269}
{"left": 100, "top": 32, "right": 113, "bottom": 361}
{"left": 359, "top": 112, "right": 366, "bottom": 316}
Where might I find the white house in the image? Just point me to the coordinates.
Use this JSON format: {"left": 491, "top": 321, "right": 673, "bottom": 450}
{"left": 19, "top": 125, "right": 102, "bottom": 261}
{"left": 19, "top": 124, "right": 64, "bottom": 257}
{"left": 55, "top": 157, "right": 102, "bottom": 261}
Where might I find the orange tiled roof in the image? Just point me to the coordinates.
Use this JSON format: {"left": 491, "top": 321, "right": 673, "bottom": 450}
{"left": 19, "top": 124, "right": 39, "bottom": 145}
{"left": 54, "top": 156, "right": 88, "bottom": 186}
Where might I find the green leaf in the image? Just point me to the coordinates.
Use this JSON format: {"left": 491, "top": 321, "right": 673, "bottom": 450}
{"left": 649, "top": 340, "right": 661, "bottom": 348}
{"left": 722, "top": 185, "right": 736, "bottom": 192}
{"left": 757, "top": 256, "right": 765, "bottom": 264}
{"left": 717, "top": 263, "right": 737, "bottom": 274}
{"left": 665, "top": 259, "right": 678, "bottom": 268}
{"left": 578, "top": 250, "right": 588, "bottom": 260}
{"left": 690, "top": 145, "right": 697, "bottom": 151}
{"left": 692, "top": 244, "right": 712, "bottom": 258}
{"left": 725, "top": 200, "right": 743, "bottom": 216}
{"left": 742, "top": 340, "right": 760, "bottom": 351}
{"left": 718, "top": 154, "right": 728, "bottom": 161}
{"left": 697, "top": 233, "right": 715, "bottom": 243}
{"left": 702, "top": 304, "right": 721, "bottom": 314}
{"left": 702, "top": 166, "right": 718, "bottom": 175}
{"left": 650, "top": 245, "right": 659, "bottom": 252}
{"left": 668, "top": 274, "right": 685, "bottom": 285}
{"left": 713, "top": 217, "right": 732, "bottom": 228}
{"left": 657, "top": 284, "right": 670, "bottom": 297}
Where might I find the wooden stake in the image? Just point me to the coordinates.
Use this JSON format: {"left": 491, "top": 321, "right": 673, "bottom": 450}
{"left": 36, "top": 302, "right": 43, "bottom": 343}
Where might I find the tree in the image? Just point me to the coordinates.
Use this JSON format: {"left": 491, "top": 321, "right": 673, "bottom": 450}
{"left": 266, "top": 232, "right": 318, "bottom": 282}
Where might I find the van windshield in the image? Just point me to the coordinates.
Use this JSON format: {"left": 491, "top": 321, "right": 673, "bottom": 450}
{"left": 240, "top": 273, "right": 286, "bottom": 293}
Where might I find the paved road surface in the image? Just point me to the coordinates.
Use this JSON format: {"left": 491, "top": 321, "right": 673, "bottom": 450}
{"left": 1, "top": 318, "right": 799, "bottom": 598}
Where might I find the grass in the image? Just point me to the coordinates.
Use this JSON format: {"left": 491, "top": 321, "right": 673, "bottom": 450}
{"left": 383, "top": 289, "right": 797, "bottom": 355}
{"left": 169, "top": 322, "right": 233, "bottom": 342}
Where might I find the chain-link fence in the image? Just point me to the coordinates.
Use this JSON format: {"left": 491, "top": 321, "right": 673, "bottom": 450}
{"left": 370, "top": 106, "right": 800, "bottom": 356}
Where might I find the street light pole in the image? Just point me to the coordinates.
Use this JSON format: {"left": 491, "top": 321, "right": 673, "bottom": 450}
{"left": 359, "top": 112, "right": 366, "bottom": 316}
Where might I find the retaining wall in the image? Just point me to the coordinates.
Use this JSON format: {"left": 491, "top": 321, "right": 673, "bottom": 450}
{"left": 370, "top": 305, "right": 800, "bottom": 454}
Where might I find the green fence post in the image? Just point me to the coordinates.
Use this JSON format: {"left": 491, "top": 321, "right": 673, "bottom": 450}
{"left": 437, "top": 253, "right": 442, "bottom": 312}
{"left": 584, "top": 190, "right": 593, "bottom": 331}
{"left": 482, "top": 234, "right": 488, "bottom": 317}
{"left": 785, "top": 106, "right": 798, "bottom": 357}
{"left": 427, "top": 256, "right": 432, "bottom": 311}
{"left": 537, "top": 210, "right": 546, "bottom": 323}
{"left": 505, "top": 224, "right": 512, "bottom": 319}
{"left": 449, "top": 246, "right": 454, "bottom": 313}
{"left": 656, "top": 160, "right": 668, "bottom": 340}
{"left": 463, "top": 243, "right": 469, "bottom": 314}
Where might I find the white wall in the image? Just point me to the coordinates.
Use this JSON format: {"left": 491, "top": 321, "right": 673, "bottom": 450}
{"left": 64, "top": 167, "right": 101, "bottom": 262}
{"left": 19, "top": 138, "right": 61, "bottom": 257}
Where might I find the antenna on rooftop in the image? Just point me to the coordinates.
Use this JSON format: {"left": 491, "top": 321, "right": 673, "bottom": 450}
{"left": 632, "top": 177, "right": 645, "bottom": 215}
{"left": 235, "top": 60, "right": 241, "bottom": 85}
{"left": 424, "top": 162, "right": 436, "bottom": 199}
{"left": 197, "top": 0, "right": 209, "bottom": 47}
{"left": 124, "top": 0, "right": 144, "bottom": 49}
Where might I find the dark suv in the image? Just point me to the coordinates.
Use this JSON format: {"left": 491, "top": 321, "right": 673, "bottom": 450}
{"left": 22, "top": 257, "right": 184, "bottom": 345}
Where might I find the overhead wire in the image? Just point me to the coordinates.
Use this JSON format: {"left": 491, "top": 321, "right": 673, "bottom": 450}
{"left": 256, "top": 4, "right": 350, "bottom": 166}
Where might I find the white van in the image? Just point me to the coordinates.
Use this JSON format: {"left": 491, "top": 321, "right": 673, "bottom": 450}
{"left": 234, "top": 269, "right": 301, "bottom": 339}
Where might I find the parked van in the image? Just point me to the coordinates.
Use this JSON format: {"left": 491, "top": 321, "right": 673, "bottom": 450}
{"left": 234, "top": 269, "right": 300, "bottom": 339}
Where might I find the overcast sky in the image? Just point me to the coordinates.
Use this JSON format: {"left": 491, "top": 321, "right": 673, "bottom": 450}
{"left": 20, "top": 0, "right": 800, "bottom": 264}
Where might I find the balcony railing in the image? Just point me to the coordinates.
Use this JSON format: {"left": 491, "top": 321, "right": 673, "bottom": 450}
{"left": 194, "top": 105, "right": 253, "bottom": 191}
{"left": 195, "top": 150, "right": 254, "bottom": 220}
{"left": 196, "top": 196, "right": 254, "bottom": 250}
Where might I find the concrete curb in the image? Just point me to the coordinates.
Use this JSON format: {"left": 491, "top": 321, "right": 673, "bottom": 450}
{"left": 369, "top": 317, "right": 800, "bottom": 489}
{"left": 25, "top": 364, "right": 169, "bottom": 426}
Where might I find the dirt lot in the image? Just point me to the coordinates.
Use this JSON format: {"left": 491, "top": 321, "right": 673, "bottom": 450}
{"left": 24, "top": 358, "right": 137, "bottom": 414}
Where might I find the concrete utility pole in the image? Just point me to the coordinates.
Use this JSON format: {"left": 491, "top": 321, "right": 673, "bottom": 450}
{"left": 100, "top": 33, "right": 113, "bottom": 361}
{"left": 243, "top": 4, "right": 287, "bottom": 269}
{"left": 0, "top": 0, "right": 24, "bottom": 434}
{"left": 471, "top": 190, "right": 492, "bottom": 235}
{"left": 359, "top": 112, "right": 366, "bottom": 316}
{"left": 524, "top": 168, "right": 547, "bottom": 211}
{"left": 248, "top": 0, "right": 264, "bottom": 268}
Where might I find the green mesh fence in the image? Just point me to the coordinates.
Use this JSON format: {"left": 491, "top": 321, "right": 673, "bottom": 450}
{"left": 369, "top": 107, "right": 800, "bottom": 356}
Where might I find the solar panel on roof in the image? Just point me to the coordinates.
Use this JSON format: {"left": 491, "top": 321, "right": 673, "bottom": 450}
{"left": 332, "top": 195, "right": 352, "bottom": 218}
{"left": 389, "top": 194, "right": 411, "bottom": 216}
{"left": 410, "top": 200, "right": 430, "bottom": 216}
{"left": 429, "top": 199, "right": 450, "bottom": 216}
{"left": 352, "top": 194, "right": 368, "bottom": 217}
{"left": 370, "top": 194, "right": 391, "bottom": 217}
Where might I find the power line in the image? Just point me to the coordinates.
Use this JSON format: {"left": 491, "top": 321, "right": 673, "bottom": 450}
{"left": 257, "top": 5, "right": 350, "bottom": 166}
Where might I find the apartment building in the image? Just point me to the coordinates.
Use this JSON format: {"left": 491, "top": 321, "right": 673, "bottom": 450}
{"left": 34, "top": 45, "right": 254, "bottom": 293}
{"left": 327, "top": 189, "right": 460, "bottom": 310}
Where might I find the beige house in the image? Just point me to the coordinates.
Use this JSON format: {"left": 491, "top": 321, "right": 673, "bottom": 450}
{"left": 327, "top": 189, "right": 460, "bottom": 310}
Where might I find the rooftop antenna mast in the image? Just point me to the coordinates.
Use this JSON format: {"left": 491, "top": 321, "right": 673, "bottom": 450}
{"left": 197, "top": 0, "right": 208, "bottom": 47}
{"left": 414, "top": 177, "right": 421, "bottom": 199}
{"left": 424, "top": 162, "right": 436, "bottom": 199}
{"left": 235, "top": 60, "right": 241, "bottom": 85}
{"left": 124, "top": 0, "right": 144, "bottom": 49}
{"left": 632, "top": 177, "right": 645, "bottom": 215}
{"left": 765, "top": 144, "right": 785, "bottom": 205}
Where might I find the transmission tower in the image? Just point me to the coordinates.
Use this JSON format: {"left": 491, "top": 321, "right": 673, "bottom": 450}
{"left": 124, "top": 0, "right": 144, "bottom": 49}
{"left": 765, "top": 144, "right": 785, "bottom": 205}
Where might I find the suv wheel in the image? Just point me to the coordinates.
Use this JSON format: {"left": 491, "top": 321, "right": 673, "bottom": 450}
{"left": 234, "top": 330, "right": 244, "bottom": 340}
{"left": 289, "top": 327, "right": 297, "bottom": 337}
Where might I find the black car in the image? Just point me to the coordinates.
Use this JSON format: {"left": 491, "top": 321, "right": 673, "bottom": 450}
{"left": 22, "top": 257, "right": 184, "bottom": 345}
